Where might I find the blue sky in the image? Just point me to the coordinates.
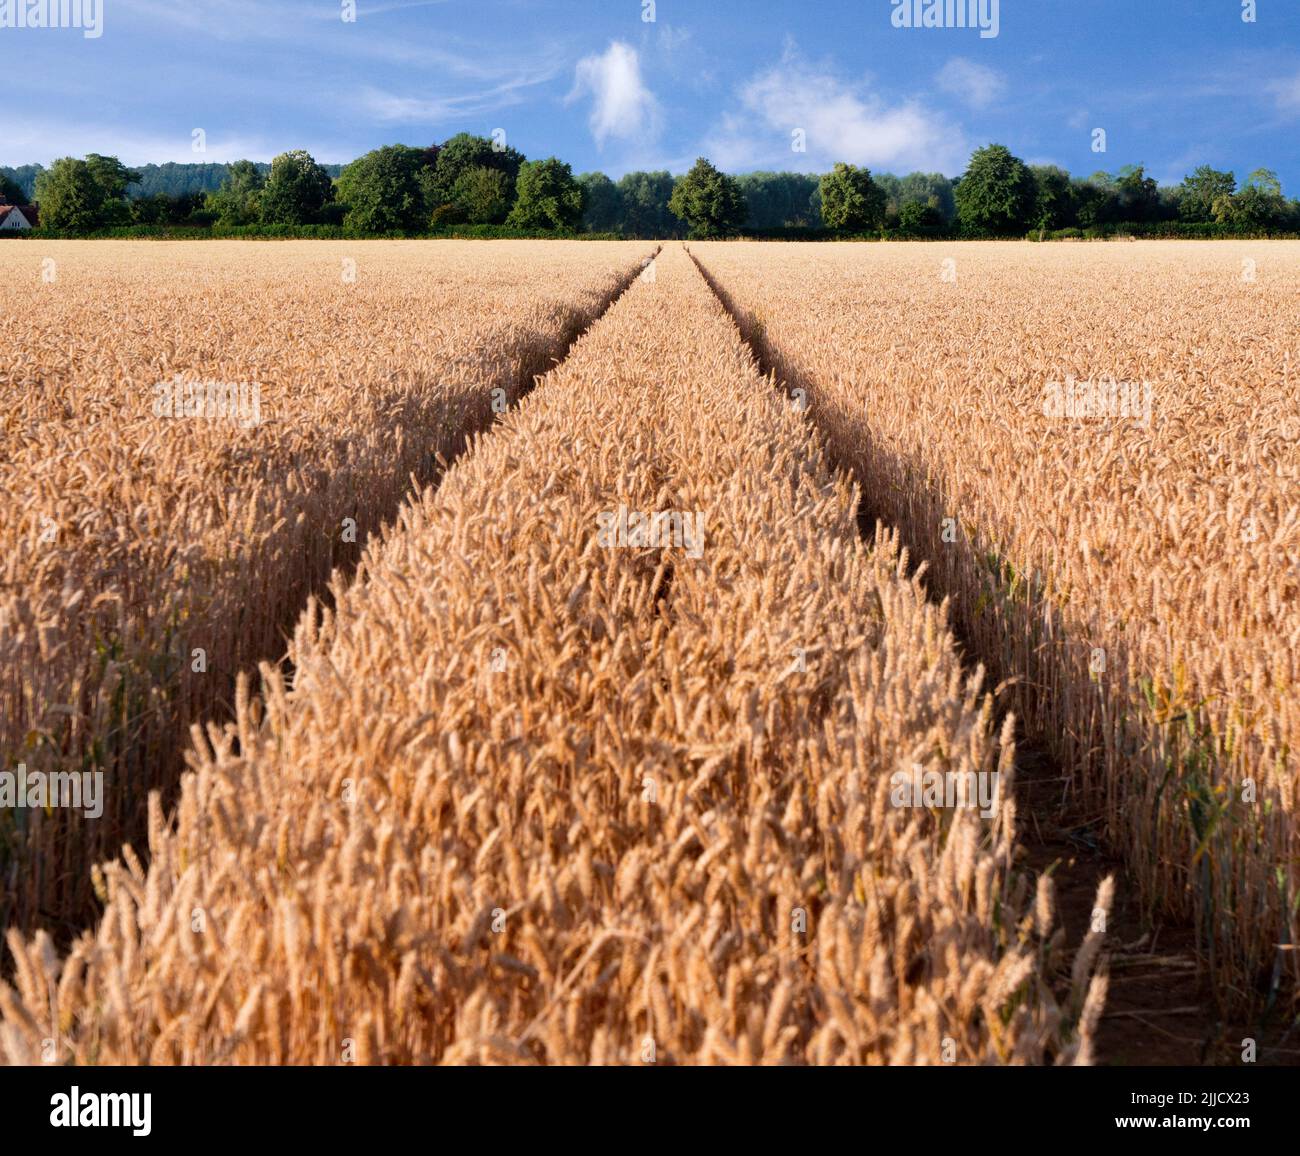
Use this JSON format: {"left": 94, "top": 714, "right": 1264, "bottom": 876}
{"left": 3, "top": 0, "right": 1300, "bottom": 189}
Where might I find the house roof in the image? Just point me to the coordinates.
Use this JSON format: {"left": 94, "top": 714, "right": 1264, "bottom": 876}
{"left": 0, "top": 204, "right": 37, "bottom": 226}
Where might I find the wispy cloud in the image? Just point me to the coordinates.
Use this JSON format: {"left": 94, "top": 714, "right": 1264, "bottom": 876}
{"left": 358, "top": 73, "right": 547, "bottom": 124}
{"left": 568, "top": 41, "right": 660, "bottom": 147}
{"left": 354, "top": 45, "right": 565, "bottom": 126}
{"left": 1267, "top": 70, "right": 1300, "bottom": 113}
{"left": 119, "top": 0, "right": 562, "bottom": 84}
{"left": 705, "top": 46, "right": 965, "bottom": 174}
{"left": 936, "top": 57, "right": 1006, "bottom": 109}
{"left": 116, "top": 0, "right": 313, "bottom": 40}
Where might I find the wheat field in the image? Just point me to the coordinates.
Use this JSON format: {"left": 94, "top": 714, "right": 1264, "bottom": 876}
{"left": 3, "top": 237, "right": 1292, "bottom": 1065}
{"left": 0, "top": 243, "right": 1112, "bottom": 1065}
{"left": 0, "top": 240, "right": 652, "bottom": 935}
{"left": 692, "top": 239, "right": 1299, "bottom": 1012}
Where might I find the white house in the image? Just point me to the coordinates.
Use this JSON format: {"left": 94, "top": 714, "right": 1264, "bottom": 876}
{"left": 0, "top": 204, "right": 36, "bottom": 230}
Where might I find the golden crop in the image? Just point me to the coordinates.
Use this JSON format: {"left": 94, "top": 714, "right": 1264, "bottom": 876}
{"left": 0, "top": 244, "right": 1108, "bottom": 1065}
{"left": 0, "top": 239, "right": 651, "bottom": 933}
{"left": 692, "top": 239, "right": 1299, "bottom": 1010}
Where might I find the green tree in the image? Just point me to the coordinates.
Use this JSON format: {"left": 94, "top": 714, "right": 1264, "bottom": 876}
{"left": 126, "top": 193, "right": 203, "bottom": 226}
{"left": 1216, "top": 169, "right": 1289, "bottom": 229}
{"left": 507, "top": 158, "right": 585, "bottom": 230}
{"left": 1177, "top": 165, "right": 1236, "bottom": 222}
{"left": 668, "top": 158, "right": 747, "bottom": 238}
{"left": 33, "top": 154, "right": 139, "bottom": 230}
{"left": 896, "top": 171, "right": 957, "bottom": 221}
{"left": 1243, "top": 167, "right": 1283, "bottom": 197}
{"left": 259, "top": 150, "right": 335, "bottom": 225}
{"left": 616, "top": 171, "right": 680, "bottom": 236}
{"left": 896, "top": 201, "right": 945, "bottom": 236}
{"left": 1070, "top": 177, "right": 1119, "bottom": 227}
{"left": 1114, "top": 164, "right": 1160, "bottom": 222}
{"left": 132, "top": 162, "right": 239, "bottom": 198}
{"left": 424, "top": 132, "right": 524, "bottom": 215}
{"left": 0, "top": 172, "right": 25, "bottom": 203}
{"left": 1030, "top": 165, "right": 1073, "bottom": 230}
{"left": 954, "top": 144, "right": 1036, "bottom": 235}
{"left": 33, "top": 158, "right": 107, "bottom": 231}
{"left": 577, "top": 172, "right": 624, "bottom": 232}
{"left": 875, "top": 172, "right": 902, "bottom": 214}
{"left": 734, "top": 172, "right": 821, "bottom": 229}
{"left": 81, "top": 154, "right": 138, "bottom": 225}
{"left": 336, "top": 144, "right": 429, "bottom": 233}
{"left": 84, "top": 154, "right": 141, "bottom": 200}
{"left": 450, "top": 165, "right": 513, "bottom": 225}
{"left": 818, "top": 162, "right": 887, "bottom": 232}
{"left": 0, "top": 164, "right": 43, "bottom": 200}
{"left": 129, "top": 194, "right": 171, "bottom": 225}
{"left": 205, "top": 159, "right": 266, "bottom": 225}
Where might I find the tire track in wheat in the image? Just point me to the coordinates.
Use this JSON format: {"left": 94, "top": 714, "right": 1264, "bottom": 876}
{"left": 0, "top": 240, "right": 654, "bottom": 941}
{"left": 1, "top": 244, "right": 1108, "bottom": 1065}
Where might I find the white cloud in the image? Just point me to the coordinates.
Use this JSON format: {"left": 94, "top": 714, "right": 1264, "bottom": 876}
{"left": 705, "top": 48, "right": 965, "bottom": 175}
{"left": 936, "top": 57, "right": 1006, "bottom": 109}
{"left": 358, "top": 73, "right": 541, "bottom": 124}
{"left": 568, "top": 41, "right": 660, "bottom": 147}
{"left": 657, "top": 24, "right": 693, "bottom": 55}
{"left": 1267, "top": 71, "right": 1300, "bottom": 112}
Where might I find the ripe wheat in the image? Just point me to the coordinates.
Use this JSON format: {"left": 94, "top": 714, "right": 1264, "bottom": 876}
{"left": 0, "top": 245, "right": 1108, "bottom": 1065}
{"left": 693, "top": 239, "right": 1299, "bottom": 1009}
{"left": 0, "top": 239, "right": 651, "bottom": 935}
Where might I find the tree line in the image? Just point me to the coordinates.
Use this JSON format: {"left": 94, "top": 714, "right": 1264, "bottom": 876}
{"left": 4, "top": 139, "right": 1297, "bottom": 238}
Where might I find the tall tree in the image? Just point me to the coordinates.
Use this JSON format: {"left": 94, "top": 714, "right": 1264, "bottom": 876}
{"left": 1216, "top": 168, "right": 1289, "bottom": 229}
{"left": 0, "top": 164, "right": 44, "bottom": 200}
{"left": 954, "top": 144, "right": 1036, "bottom": 235}
{"left": 33, "top": 154, "right": 141, "bottom": 228}
{"left": 734, "top": 172, "right": 821, "bottom": 229}
{"left": 336, "top": 144, "right": 429, "bottom": 233}
{"left": 450, "top": 166, "right": 513, "bottom": 224}
{"left": 616, "top": 171, "right": 679, "bottom": 236}
{"left": 259, "top": 150, "right": 335, "bottom": 225}
{"left": 33, "top": 158, "right": 108, "bottom": 231}
{"left": 1114, "top": 164, "right": 1160, "bottom": 222}
{"left": 577, "top": 172, "right": 624, "bottom": 232}
{"left": 1070, "top": 177, "right": 1118, "bottom": 227}
{"left": 506, "top": 158, "right": 585, "bottom": 230}
{"left": 205, "top": 159, "right": 266, "bottom": 225}
{"left": 896, "top": 201, "right": 946, "bottom": 236}
{"left": 1243, "top": 167, "right": 1283, "bottom": 196}
{"left": 83, "top": 154, "right": 141, "bottom": 201}
{"left": 424, "top": 133, "right": 524, "bottom": 215}
{"left": 896, "top": 171, "right": 957, "bottom": 221}
{"left": 819, "top": 163, "right": 887, "bottom": 232}
{"left": 1030, "top": 165, "right": 1074, "bottom": 230}
{"left": 668, "top": 158, "right": 747, "bottom": 239}
{"left": 1177, "top": 165, "right": 1236, "bottom": 222}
